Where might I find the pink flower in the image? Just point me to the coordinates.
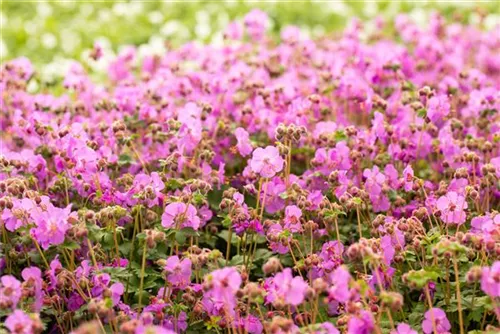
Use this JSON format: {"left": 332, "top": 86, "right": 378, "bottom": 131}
{"left": 5, "top": 310, "right": 35, "bottom": 334}
{"left": 209, "top": 267, "right": 242, "bottom": 294}
{"left": 266, "top": 223, "right": 290, "bottom": 254}
{"left": 244, "top": 9, "right": 269, "bottom": 41}
{"left": 363, "top": 166, "right": 390, "bottom": 212}
{"left": 402, "top": 165, "right": 414, "bottom": 191}
{"left": 315, "top": 322, "right": 340, "bottom": 334}
{"left": 281, "top": 26, "right": 301, "bottom": 44}
{"left": 265, "top": 268, "right": 308, "bottom": 307}
{"left": 21, "top": 267, "right": 43, "bottom": 312}
{"left": 250, "top": 146, "right": 284, "bottom": 178}
{"left": 422, "top": 308, "right": 451, "bottom": 334}
{"left": 391, "top": 323, "right": 417, "bottom": 334}
{"left": 224, "top": 21, "right": 243, "bottom": 40}
{"left": 110, "top": 282, "right": 124, "bottom": 306}
{"left": 203, "top": 267, "right": 242, "bottom": 315}
{"left": 127, "top": 172, "right": 165, "bottom": 207}
{"left": 235, "top": 127, "right": 253, "bottom": 157}
{"left": 1, "top": 198, "right": 36, "bottom": 232}
{"left": 481, "top": 261, "right": 500, "bottom": 298}
{"left": 164, "top": 256, "right": 192, "bottom": 289}
{"left": 0, "top": 275, "right": 22, "bottom": 309}
{"left": 30, "top": 204, "right": 73, "bottom": 249}
{"left": 161, "top": 202, "right": 201, "bottom": 230}
{"left": 427, "top": 95, "right": 450, "bottom": 124}
{"left": 328, "top": 266, "right": 352, "bottom": 303}
{"left": 284, "top": 205, "right": 302, "bottom": 232}
{"left": 436, "top": 191, "right": 467, "bottom": 225}
{"left": 348, "top": 310, "right": 374, "bottom": 334}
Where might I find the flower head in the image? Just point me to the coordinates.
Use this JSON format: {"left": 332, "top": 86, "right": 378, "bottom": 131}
{"left": 162, "top": 202, "right": 201, "bottom": 230}
{"left": 164, "top": 256, "right": 192, "bottom": 289}
{"left": 265, "top": 268, "right": 308, "bottom": 307}
{"left": 391, "top": 323, "right": 417, "bottom": 334}
{"left": 5, "top": 310, "right": 36, "bottom": 334}
{"left": 422, "top": 308, "right": 451, "bottom": 334}
{"left": 436, "top": 191, "right": 468, "bottom": 225}
{"left": 250, "top": 146, "right": 284, "bottom": 178}
{"left": 481, "top": 261, "right": 500, "bottom": 298}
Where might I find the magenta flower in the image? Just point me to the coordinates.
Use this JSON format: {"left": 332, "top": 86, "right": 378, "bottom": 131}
{"left": 0, "top": 275, "right": 22, "bottom": 309}
{"left": 161, "top": 202, "right": 201, "bottom": 230}
{"left": 266, "top": 223, "right": 290, "bottom": 254}
{"left": 110, "top": 282, "right": 124, "bottom": 306}
{"left": 265, "top": 268, "right": 308, "bottom": 307}
{"left": 284, "top": 205, "right": 302, "bottom": 232}
{"left": 250, "top": 146, "right": 284, "bottom": 178}
{"left": 422, "top": 308, "right": 451, "bottom": 334}
{"left": 127, "top": 172, "right": 165, "bottom": 207}
{"left": 363, "top": 166, "right": 390, "bottom": 212}
{"left": 209, "top": 267, "right": 242, "bottom": 294}
{"left": 391, "top": 323, "right": 417, "bottom": 334}
{"left": 402, "top": 165, "right": 414, "bottom": 192}
{"left": 235, "top": 127, "right": 253, "bottom": 157}
{"left": 436, "top": 191, "right": 468, "bottom": 225}
{"left": 318, "top": 241, "right": 344, "bottom": 274}
{"left": 203, "top": 267, "right": 242, "bottom": 315}
{"left": 328, "top": 266, "right": 352, "bottom": 303}
{"left": 164, "top": 256, "right": 192, "bottom": 289}
{"left": 238, "top": 314, "right": 263, "bottom": 334}
{"left": 347, "top": 310, "right": 374, "bottom": 334}
{"left": 1, "top": 198, "right": 36, "bottom": 232}
{"left": 281, "top": 26, "right": 301, "bottom": 44}
{"left": 5, "top": 309, "right": 34, "bottom": 334}
{"left": 426, "top": 95, "right": 450, "bottom": 124}
{"left": 480, "top": 261, "right": 500, "bottom": 298}
{"left": 315, "top": 322, "right": 340, "bottom": 334}
{"left": 30, "top": 204, "right": 74, "bottom": 249}
{"left": 244, "top": 9, "right": 269, "bottom": 41}
{"left": 224, "top": 21, "right": 243, "bottom": 40}
{"left": 21, "top": 267, "right": 43, "bottom": 312}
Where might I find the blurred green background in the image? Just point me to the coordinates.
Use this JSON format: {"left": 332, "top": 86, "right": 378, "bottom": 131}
{"left": 1, "top": 1, "right": 498, "bottom": 74}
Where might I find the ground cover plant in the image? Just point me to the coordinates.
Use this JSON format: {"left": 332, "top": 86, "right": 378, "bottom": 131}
{"left": 1, "top": 8, "right": 500, "bottom": 334}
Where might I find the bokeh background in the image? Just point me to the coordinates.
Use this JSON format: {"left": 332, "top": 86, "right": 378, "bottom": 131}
{"left": 2, "top": 0, "right": 499, "bottom": 82}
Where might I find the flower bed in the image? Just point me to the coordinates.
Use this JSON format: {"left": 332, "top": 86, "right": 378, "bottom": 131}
{"left": 1, "top": 10, "right": 499, "bottom": 334}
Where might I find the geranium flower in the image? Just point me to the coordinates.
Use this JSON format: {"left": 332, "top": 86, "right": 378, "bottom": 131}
{"left": 235, "top": 127, "right": 253, "bottom": 157}
{"left": 250, "top": 146, "right": 284, "bottom": 178}
{"left": 161, "top": 202, "right": 201, "bottom": 230}
{"left": 422, "top": 308, "right": 451, "bottom": 334}
{"left": 265, "top": 268, "right": 308, "bottom": 307}
{"left": 0, "top": 275, "right": 22, "bottom": 309}
{"left": 5, "top": 310, "right": 35, "bottom": 334}
{"left": 391, "top": 323, "right": 418, "bottom": 334}
{"left": 481, "top": 261, "right": 500, "bottom": 298}
{"left": 21, "top": 267, "right": 43, "bottom": 312}
{"left": 30, "top": 204, "right": 74, "bottom": 249}
{"left": 164, "top": 256, "right": 192, "bottom": 289}
{"left": 347, "top": 310, "right": 374, "bottom": 334}
{"left": 436, "top": 191, "right": 468, "bottom": 225}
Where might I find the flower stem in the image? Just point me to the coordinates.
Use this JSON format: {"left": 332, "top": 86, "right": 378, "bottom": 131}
{"left": 424, "top": 285, "right": 438, "bottom": 334}
{"left": 33, "top": 238, "right": 49, "bottom": 268}
{"left": 138, "top": 242, "right": 148, "bottom": 311}
{"left": 453, "top": 254, "right": 464, "bottom": 334}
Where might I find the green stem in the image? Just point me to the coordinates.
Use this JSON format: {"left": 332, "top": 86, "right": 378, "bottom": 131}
{"left": 138, "top": 242, "right": 148, "bottom": 311}
{"left": 453, "top": 255, "right": 464, "bottom": 334}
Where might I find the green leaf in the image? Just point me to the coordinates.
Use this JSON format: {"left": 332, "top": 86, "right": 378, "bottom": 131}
{"left": 334, "top": 129, "right": 347, "bottom": 142}
{"left": 406, "top": 269, "right": 440, "bottom": 289}
{"left": 118, "top": 154, "right": 133, "bottom": 167}
{"left": 60, "top": 240, "right": 81, "bottom": 250}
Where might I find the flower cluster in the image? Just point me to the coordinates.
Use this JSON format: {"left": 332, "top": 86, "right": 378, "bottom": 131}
{"left": 1, "top": 9, "right": 499, "bottom": 334}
